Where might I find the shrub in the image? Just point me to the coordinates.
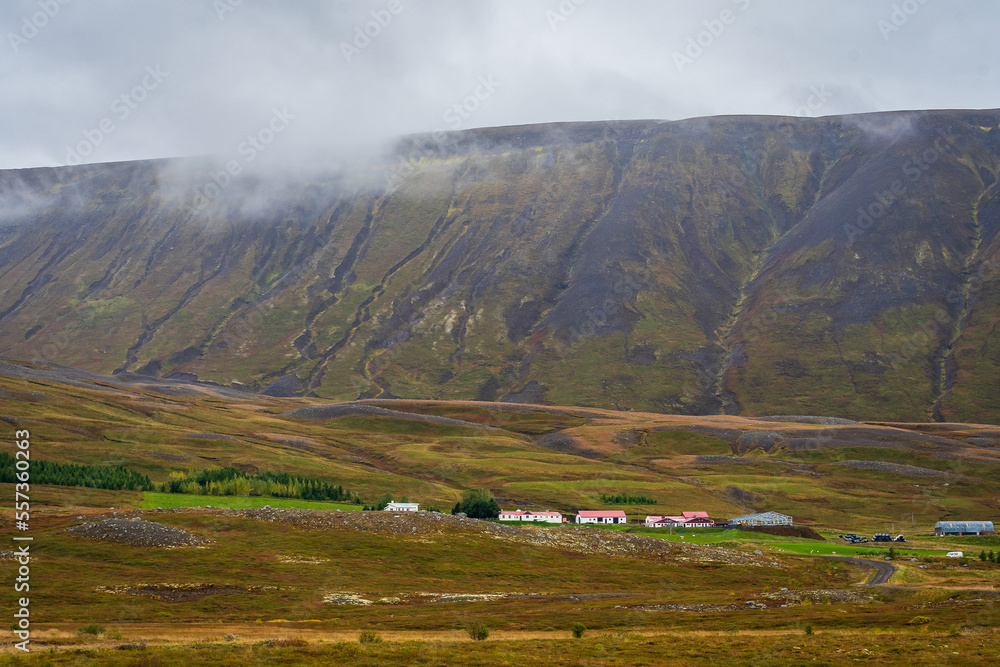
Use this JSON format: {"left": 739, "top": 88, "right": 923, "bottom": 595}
{"left": 105, "top": 629, "right": 123, "bottom": 640}
{"left": 78, "top": 623, "right": 105, "bottom": 636}
{"left": 116, "top": 642, "right": 146, "bottom": 651}
{"left": 223, "top": 632, "right": 241, "bottom": 642}
{"left": 804, "top": 624, "right": 813, "bottom": 635}
{"left": 358, "top": 630, "right": 383, "bottom": 645}
{"left": 906, "top": 616, "right": 931, "bottom": 626}
{"left": 467, "top": 622, "right": 490, "bottom": 641}
{"left": 454, "top": 489, "right": 500, "bottom": 519}
{"left": 571, "top": 623, "right": 586, "bottom": 639}
{"left": 948, "top": 624, "right": 961, "bottom": 637}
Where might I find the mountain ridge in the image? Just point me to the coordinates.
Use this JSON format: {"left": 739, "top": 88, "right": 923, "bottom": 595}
{"left": 1, "top": 108, "right": 998, "bottom": 421}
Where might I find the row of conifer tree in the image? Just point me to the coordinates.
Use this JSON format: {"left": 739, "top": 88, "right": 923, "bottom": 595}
{"left": 0, "top": 452, "right": 360, "bottom": 502}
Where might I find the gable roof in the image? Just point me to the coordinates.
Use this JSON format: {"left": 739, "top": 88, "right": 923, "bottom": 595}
{"left": 682, "top": 511, "right": 709, "bottom": 519}
{"left": 578, "top": 510, "right": 627, "bottom": 518}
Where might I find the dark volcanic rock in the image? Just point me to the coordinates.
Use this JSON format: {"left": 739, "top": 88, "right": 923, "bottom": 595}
{"left": 63, "top": 518, "right": 209, "bottom": 547}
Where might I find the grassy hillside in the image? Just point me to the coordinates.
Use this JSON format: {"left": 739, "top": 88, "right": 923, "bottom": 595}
{"left": 3, "top": 360, "right": 999, "bottom": 534}
{"left": 3, "top": 360, "right": 1000, "bottom": 664}
{"left": 1, "top": 112, "right": 999, "bottom": 421}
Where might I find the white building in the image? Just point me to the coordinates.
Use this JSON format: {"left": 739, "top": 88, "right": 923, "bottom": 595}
{"left": 384, "top": 502, "right": 419, "bottom": 512}
{"left": 729, "top": 511, "right": 792, "bottom": 526}
{"left": 499, "top": 510, "right": 563, "bottom": 523}
{"left": 645, "top": 511, "right": 713, "bottom": 528}
{"left": 576, "top": 510, "right": 627, "bottom": 524}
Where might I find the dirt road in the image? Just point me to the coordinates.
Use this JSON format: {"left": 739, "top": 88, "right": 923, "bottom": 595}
{"left": 822, "top": 556, "right": 896, "bottom": 585}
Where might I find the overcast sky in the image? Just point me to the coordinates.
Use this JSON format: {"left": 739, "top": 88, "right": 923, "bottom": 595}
{"left": 0, "top": 0, "right": 996, "bottom": 170}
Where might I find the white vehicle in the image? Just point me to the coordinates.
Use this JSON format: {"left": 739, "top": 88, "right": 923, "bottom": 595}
{"left": 945, "top": 551, "right": 964, "bottom": 558}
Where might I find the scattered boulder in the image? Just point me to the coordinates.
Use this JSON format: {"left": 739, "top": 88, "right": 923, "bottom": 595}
{"left": 762, "top": 416, "right": 859, "bottom": 426}
{"left": 736, "top": 431, "right": 782, "bottom": 454}
{"left": 62, "top": 518, "right": 209, "bottom": 548}
{"left": 830, "top": 460, "right": 968, "bottom": 478}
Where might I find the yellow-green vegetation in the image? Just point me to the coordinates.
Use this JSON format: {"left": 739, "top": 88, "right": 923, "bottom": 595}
{"left": 5, "top": 631, "right": 1000, "bottom": 666}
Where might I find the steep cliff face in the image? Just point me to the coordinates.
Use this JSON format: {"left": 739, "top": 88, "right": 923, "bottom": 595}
{"left": 1, "top": 110, "right": 999, "bottom": 421}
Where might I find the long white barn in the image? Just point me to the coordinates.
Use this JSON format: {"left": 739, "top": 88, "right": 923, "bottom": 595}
{"left": 499, "top": 510, "right": 563, "bottom": 524}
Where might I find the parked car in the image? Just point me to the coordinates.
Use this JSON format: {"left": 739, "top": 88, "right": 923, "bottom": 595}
{"left": 946, "top": 551, "right": 964, "bottom": 558}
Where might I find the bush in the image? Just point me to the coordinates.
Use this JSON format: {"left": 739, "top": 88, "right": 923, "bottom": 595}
{"left": 467, "top": 622, "right": 490, "bottom": 641}
{"left": 105, "top": 629, "right": 122, "bottom": 640}
{"left": 571, "top": 623, "right": 586, "bottom": 638}
{"left": 116, "top": 642, "right": 146, "bottom": 651}
{"left": 804, "top": 624, "right": 813, "bottom": 635}
{"left": 223, "top": 632, "right": 241, "bottom": 641}
{"left": 453, "top": 488, "right": 501, "bottom": 519}
{"left": 906, "top": 616, "right": 931, "bottom": 626}
{"left": 78, "top": 623, "right": 105, "bottom": 636}
{"left": 358, "top": 630, "right": 383, "bottom": 644}
{"left": 948, "top": 624, "right": 961, "bottom": 637}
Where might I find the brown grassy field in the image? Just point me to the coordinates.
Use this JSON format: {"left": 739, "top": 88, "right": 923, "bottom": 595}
{"left": 3, "top": 360, "right": 1000, "bottom": 664}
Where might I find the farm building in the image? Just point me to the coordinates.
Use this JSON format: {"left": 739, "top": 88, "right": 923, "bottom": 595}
{"left": 499, "top": 510, "right": 563, "bottom": 523}
{"left": 934, "top": 521, "right": 994, "bottom": 536}
{"left": 384, "top": 502, "right": 419, "bottom": 512}
{"left": 645, "top": 511, "right": 713, "bottom": 528}
{"left": 577, "top": 510, "right": 627, "bottom": 524}
{"left": 730, "top": 511, "right": 793, "bottom": 526}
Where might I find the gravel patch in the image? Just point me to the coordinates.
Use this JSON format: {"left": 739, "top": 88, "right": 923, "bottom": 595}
{"left": 62, "top": 517, "right": 210, "bottom": 547}
{"left": 829, "top": 460, "right": 967, "bottom": 478}
{"left": 187, "top": 507, "right": 774, "bottom": 567}
{"left": 761, "top": 416, "right": 860, "bottom": 425}
{"left": 694, "top": 455, "right": 805, "bottom": 469}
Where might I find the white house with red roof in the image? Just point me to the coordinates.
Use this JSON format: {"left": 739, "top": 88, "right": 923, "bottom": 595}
{"left": 499, "top": 510, "right": 563, "bottom": 523}
{"left": 576, "top": 510, "right": 627, "bottom": 524}
{"left": 644, "top": 511, "right": 713, "bottom": 528}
